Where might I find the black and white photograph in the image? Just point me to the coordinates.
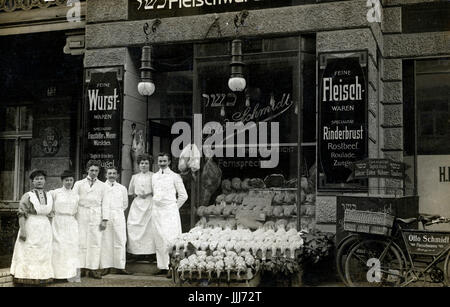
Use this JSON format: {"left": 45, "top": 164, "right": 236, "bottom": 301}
{"left": 0, "top": 0, "right": 449, "bottom": 294}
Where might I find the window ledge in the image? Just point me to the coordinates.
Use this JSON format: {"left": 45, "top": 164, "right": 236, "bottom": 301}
{"left": 0, "top": 201, "right": 19, "bottom": 211}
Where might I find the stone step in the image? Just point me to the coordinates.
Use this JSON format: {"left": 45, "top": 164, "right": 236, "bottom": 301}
{"left": 0, "top": 275, "right": 12, "bottom": 283}
{"left": 0, "top": 268, "right": 11, "bottom": 278}
{"left": 125, "top": 261, "right": 160, "bottom": 276}
{"left": 47, "top": 274, "right": 175, "bottom": 287}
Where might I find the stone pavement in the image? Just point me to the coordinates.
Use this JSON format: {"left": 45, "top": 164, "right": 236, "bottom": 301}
{"left": 48, "top": 261, "right": 175, "bottom": 287}
{"left": 2, "top": 260, "right": 446, "bottom": 287}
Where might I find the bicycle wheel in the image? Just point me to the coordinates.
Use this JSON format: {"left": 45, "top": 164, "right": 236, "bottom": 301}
{"left": 335, "top": 235, "right": 360, "bottom": 285}
{"left": 444, "top": 251, "right": 450, "bottom": 287}
{"left": 345, "top": 239, "right": 404, "bottom": 287}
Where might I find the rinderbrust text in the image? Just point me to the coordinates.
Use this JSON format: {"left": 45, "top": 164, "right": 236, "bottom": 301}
{"left": 171, "top": 114, "right": 280, "bottom": 169}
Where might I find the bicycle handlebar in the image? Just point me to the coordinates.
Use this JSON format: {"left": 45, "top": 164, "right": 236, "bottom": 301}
{"left": 423, "top": 216, "right": 450, "bottom": 226}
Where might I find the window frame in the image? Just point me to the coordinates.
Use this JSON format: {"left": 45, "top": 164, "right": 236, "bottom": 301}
{"left": 0, "top": 105, "right": 32, "bottom": 202}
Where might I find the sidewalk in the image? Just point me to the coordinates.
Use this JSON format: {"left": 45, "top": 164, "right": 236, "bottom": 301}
{"left": 45, "top": 260, "right": 346, "bottom": 287}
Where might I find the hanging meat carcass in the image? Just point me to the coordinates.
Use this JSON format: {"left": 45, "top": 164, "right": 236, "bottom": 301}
{"left": 200, "top": 157, "right": 222, "bottom": 206}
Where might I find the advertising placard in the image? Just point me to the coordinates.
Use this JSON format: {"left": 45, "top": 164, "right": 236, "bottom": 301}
{"left": 318, "top": 51, "right": 368, "bottom": 190}
{"left": 402, "top": 230, "right": 450, "bottom": 256}
{"left": 346, "top": 158, "right": 407, "bottom": 181}
{"left": 82, "top": 67, "right": 123, "bottom": 181}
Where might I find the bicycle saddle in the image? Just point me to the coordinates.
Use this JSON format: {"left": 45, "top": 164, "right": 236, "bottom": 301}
{"left": 396, "top": 217, "right": 417, "bottom": 224}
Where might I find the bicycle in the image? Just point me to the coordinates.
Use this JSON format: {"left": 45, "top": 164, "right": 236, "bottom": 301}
{"left": 343, "top": 211, "right": 450, "bottom": 287}
{"left": 335, "top": 234, "right": 360, "bottom": 286}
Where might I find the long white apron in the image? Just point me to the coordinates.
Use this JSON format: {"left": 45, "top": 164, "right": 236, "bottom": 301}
{"left": 10, "top": 192, "right": 54, "bottom": 280}
{"left": 51, "top": 189, "right": 79, "bottom": 279}
{"left": 101, "top": 208, "right": 127, "bottom": 269}
{"left": 127, "top": 195, "right": 154, "bottom": 254}
{"left": 149, "top": 201, "right": 182, "bottom": 270}
{"left": 77, "top": 204, "right": 103, "bottom": 270}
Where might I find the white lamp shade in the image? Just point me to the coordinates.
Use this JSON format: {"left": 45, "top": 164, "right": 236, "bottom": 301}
{"left": 138, "top": 81, "right": 155, "bottom": 96}
{"left": 228, "top": 77, "right": 246, "bottom": 92}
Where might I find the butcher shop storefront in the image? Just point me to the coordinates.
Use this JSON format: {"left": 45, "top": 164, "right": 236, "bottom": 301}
{"left": 83, "top": 0, "right": 440, "bottom": 234}
{"left": 134, "top": 35, "right": 318, "bottom": 233}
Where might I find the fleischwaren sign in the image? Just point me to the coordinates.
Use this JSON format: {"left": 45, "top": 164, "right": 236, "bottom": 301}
{"left": 129, "top": 0, "right": 295, "bottom": 19}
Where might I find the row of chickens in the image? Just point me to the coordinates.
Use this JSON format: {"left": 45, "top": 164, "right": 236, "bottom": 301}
{"left": 197, "top": 202, "right": 298, "bottom": 218}
{"left": 195, "top": 217, "right": 297, "bottom": 232}
{"left": 176, "top": 250, "right": 257, "bottom": 281}
{"left": 172, "top": 226, "right": 305, "bottom": 281}
{"left": 219, "top": 175, "right": 311, "bottom": 193}
{"left": 212, "top": 189, "right": 300, "bottom": 206}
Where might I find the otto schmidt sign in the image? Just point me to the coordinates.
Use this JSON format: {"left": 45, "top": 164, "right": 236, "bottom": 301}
{"left": 318, "top": 51, "right": 368, "bottom": 190}
{"left": 129, "top": 0, "right": 293, "bottom": 19}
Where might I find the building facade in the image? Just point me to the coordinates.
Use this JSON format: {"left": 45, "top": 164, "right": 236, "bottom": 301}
{"left": 0, "top": 0, "right": 449, "bottom": 264}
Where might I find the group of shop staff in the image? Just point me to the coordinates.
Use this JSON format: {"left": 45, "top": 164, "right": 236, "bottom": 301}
{"left": 9, "top": 152, "right": 188, "bottom": 285}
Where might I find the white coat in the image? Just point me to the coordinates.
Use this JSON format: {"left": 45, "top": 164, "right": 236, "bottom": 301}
{"left": 50, "top": 188, "right": 79, "bottom": 279}
{"left": 100, "top": 181, "right": 128, "bottom": 269}
{"left": 150, "top": 168, "right": 188, "bottom": 270}
{"left": 72, "top": 178, "right": 109, "bottom": 270}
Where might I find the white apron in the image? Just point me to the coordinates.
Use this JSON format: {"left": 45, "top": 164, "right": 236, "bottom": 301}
{"left": 100, "top": 182, "right": 128, "bottom": 269}
{"left": 127, "top": 172, "right": 155, "bottom": 255}
{"left": 10, "top": 192, "right": 54, "bottom": 280}
{"left": 77, "top": 205, "right": 103, "bottom": 269}
{"left": 74, "top": 179, "right": 107, "bottom": 270}
{"left": 51, "top": 188, "right": 79, "bottom": 279}
{"left": 149, "top": 201, "right": 182, "bottom": 270}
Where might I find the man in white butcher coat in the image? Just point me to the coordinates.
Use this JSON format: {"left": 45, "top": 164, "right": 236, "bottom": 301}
{"left": 151, "top": 152, "right": 188, "bottom": 277}
{"left": 72, "top": 161, "right": 109, "bottom": 279}
{"left": 100, "top": 166, "right": 130, "bottom": 274}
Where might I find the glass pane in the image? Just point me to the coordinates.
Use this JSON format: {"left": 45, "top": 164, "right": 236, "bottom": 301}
{"left": 19, "top": 106, "right": 33, "bottom": 131}
{"left": 146, "top": 44, "right": 193, "bottom": 119}
{"left": 416, "top": 58, "right": 450, "bottom": 74}
{"left": 263, "top": 37, "right": 298, "bottom": 52}
{"left": 198, "top": 54, "right": 299, "bottom": 144}
{"left": 0, "top": 139, "right": 15, "bottom": 200}
{"left": 302, "top": 52, "right": 316, "bottom": 142}
{"left": 195, "top": 44, "right": 302, "bottom": 231}
{"left": 416, "top": 73, "right": 450, "bottom": 154}
{"left": 0, "top": 107, "right": 17, "bottom": 132}
{"left": 19, "top": 139, "right": 32, "bottom": 195}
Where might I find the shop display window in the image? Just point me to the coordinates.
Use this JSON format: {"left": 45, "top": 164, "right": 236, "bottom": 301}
{"left": 416, "top": 59, "right": 450, "bottom": 155}
{"left": 0, "top": 106, "right": 33, "bottom": 201}
{"left": 403, "top": 58, "right": 450, "bottom": 221}
{"left": 193, "top": 36, "right": 317, "bottom": 231}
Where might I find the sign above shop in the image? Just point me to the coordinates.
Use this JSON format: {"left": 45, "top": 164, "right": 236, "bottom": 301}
{"left": 82, "top": 67, "right": 124, "bottom": 181}
{"left": 128, "top": 0, "right": 295, "bottom": 20}
{"left": 317, "top": 51, "right": 368, "bottom": 191}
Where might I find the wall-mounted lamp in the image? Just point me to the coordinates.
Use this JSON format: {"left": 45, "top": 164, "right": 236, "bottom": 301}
{"left": 228, "top": 11, "right": 249, "bottom": 92}
{"left": 228, "top": 38, "right": 246, "bottom": 92}
{"left": 137, "top": 19, "right": 161, "bottom": 97}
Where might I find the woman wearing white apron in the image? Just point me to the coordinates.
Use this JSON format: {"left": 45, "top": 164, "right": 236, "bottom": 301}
{"left": 127, "top": 153, "right": 155, "bottom": 257}
{"left": 10, "top": 169, "right": 54, "bottom": 286}
{"left": 50, "top": 170, "right": 80, "bottom": 282}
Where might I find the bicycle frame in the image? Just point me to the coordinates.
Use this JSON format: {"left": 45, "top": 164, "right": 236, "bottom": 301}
{"left": 396, "top": 224, "right": 450, "bottom": 286}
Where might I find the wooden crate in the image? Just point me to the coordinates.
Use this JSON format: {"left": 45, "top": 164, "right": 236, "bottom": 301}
{"left": 173, "top": 269, "right": 261, "bottom": 287}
